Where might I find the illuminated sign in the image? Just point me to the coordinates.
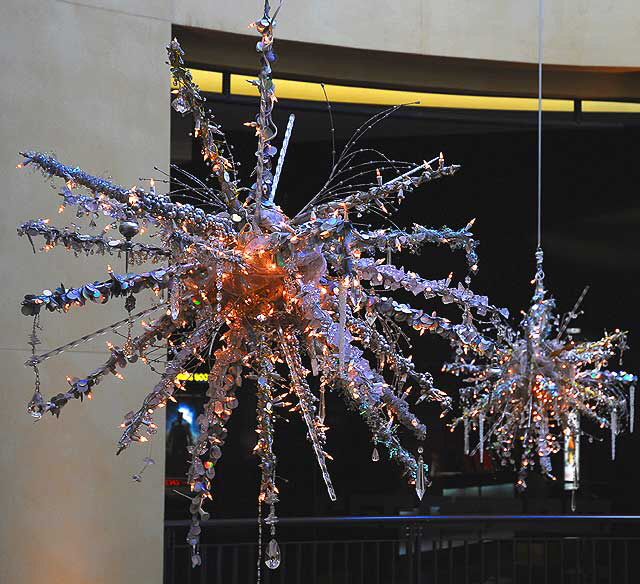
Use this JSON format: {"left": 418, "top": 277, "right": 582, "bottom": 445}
{"left": 176, "top": 372, "right": 210, "bottom": 382}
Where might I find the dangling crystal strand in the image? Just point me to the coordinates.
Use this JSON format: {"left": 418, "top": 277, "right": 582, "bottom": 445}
{"left": 27, "top": 316, "right": 44, "bottom": 419}
{"left": 630, "top": 385, "right": 635, "bottom": 433}
{"left": 611, "top": 408, "right": 617, "bottom": 461}
{"left": 337, "top": 278, "right": 348, "bottom": 372}
{"left": 256, "top": 502, "right": 263, "bottom": 583}
{"left": 263, "top": 503, "right": 280, "bottom": 570}
{"left": 479, "top": 414, "right": 485, "bottom": 463}
{"left": 415, "top": 446, "right": 426, "bottom": 500}
{"left": 464, "top": 417, "right": 469, "bottom": 455}
{"left": 575, "top": 415, "right": 581, "bottom": 486}
{"left": 215, "top": 262, "right": 223, "bottom": 313}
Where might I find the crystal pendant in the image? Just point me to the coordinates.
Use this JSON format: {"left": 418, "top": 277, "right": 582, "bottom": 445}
{"left": 170, "top": 278, "right": 181, "bottom": 321}
{"left": 171, "top": 95, "right": 190, "bottom": 114}
{"left": 540, "top": 455, "right": 552, "bottom": 474}
{"left": 264, "top": 506, "right": 278, "bottom": 526}
{"left": 464, "top": 417, "right": 469, "bottom": 455}
{"left": 264, "top": 538, "right": 281, "bottom": 570}
{"left": 318, "top": 388, "right": 326, "bottom": 424}
{"left": 415, "top": 446, "right": 426, "bottom": 501}
{"left": 27, "top": 390, "right": 45, "bottom": 419}
{"left": 371, "top": 446, "right": 380, "bottom": 462}
{"left": 337, "top": 281, "right": 348, "bottom": 372}
{"left": 124, "top": 293, "right": 136, "bottom": 312}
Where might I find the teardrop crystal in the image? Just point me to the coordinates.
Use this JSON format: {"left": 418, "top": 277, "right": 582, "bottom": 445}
{"left": 171, "top": 296, "right": 180, "bottom": 321}
{"left": 371, "top": 447, "right": 380, "bottom": 462}
{"left": 265, "top": 538, "right": 281, "bottom": 570}
{"left": 27, "top": 390, "right": 45, "bottom": 419}
{"left": 415, "top": 454, "right": 426, "bottom": 500}
{"left": 318, "top": 389, "right": 326, "bottom": 424}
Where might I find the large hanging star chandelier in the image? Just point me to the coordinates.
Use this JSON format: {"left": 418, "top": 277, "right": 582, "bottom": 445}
{"left": 444, "top": 0, "right": 636, "bottom": 493}
{"left": 17, "top": 0, "right": 506, "bottom": 571}
{"left": 447, "top": 249, "right": 635, "bottom": 489}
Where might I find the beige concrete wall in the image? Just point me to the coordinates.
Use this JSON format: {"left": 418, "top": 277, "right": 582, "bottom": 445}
{"left": 0, "top": 1, "right": 170, "bottom": 583}
{"left": 174, "top": 0, "right": 640, "bottom": 68}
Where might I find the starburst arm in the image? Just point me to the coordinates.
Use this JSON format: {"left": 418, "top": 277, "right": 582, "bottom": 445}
{"left": 252, "top": 346, "right": 279, "bottom": 506}
{"left": 298, "top": 283, "right": 424, "bottom": 477}
{"left": 313, "top": 322, "right": 424, "bottom": 480}
{"left": 18, "top": 151, "right": 234, "bottom": 234}
{"left": 117, "top": 317, "right": 215, "bottom": 454}
{"left": 313, "top": 289, "right": 431, "bottom": 436}
{"left": 336, "top": 361, "right": 422, "bottom": 481}
{"left": 184, "top": 326, "right": 244, "bottom": 566}
{"left": 320, "top": 288, "right": 451, "bottom": 405}
{"left": 27, "top": 313, "right": 176, "bottom": 418}
{"left": 364, "top": 290, "right": 496, "bottom": 354}
{"left": 291, "top": 158, "right": 459, "bottom": 225}
{"left": 20, "top": 263, "right": 202, "bottom": 316}
{"left": 347, "top": 309, "right": 452, "bottom": 408}
{"left": 355, "top": 221, "right": 479, "bottom": 270}
{"left": 248, "top": 3, "right": 281, "bottom": 226}
{"left": 355, "top": 258, "right": 508, "bottom": 323}
{"left": 296, "top": 218, "right": 478, "bottom": 271}
{"left": 569, "top": 331, "right": 629, "bottom": 365}
{"left": 577, "top": 369, "right": 638, "bottom": 387}
{"left": 167, "top": 41, "right": 244, "bottom": 219}
{"left": 18, "top": 219, "right": 172, "bottom": 262}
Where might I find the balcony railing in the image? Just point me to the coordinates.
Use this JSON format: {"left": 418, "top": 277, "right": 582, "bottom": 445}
{"left": 164, "top": 515, "right": 640, "bottom": 584}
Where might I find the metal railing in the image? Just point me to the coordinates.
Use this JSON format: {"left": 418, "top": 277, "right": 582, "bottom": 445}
{"left": 164, "top": 515, "right": 640, "bottom": 584}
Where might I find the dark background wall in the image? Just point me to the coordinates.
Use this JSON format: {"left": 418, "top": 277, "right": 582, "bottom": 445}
{"left": 167, "top": 95, "right": 640, "bottom": 520}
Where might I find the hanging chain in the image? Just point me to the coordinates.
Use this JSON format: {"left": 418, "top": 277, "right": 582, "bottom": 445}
{"left": 26, "top": 314, "right": 45, "bottom": 418}
{"left": 536, "top": 0, "right": 544, "bottom": 251}
{"left": 256, "top": 501, "right": 263, "bottom": 583}
{"left": 29, "top": 314, "right": 41, "bottom": 393}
